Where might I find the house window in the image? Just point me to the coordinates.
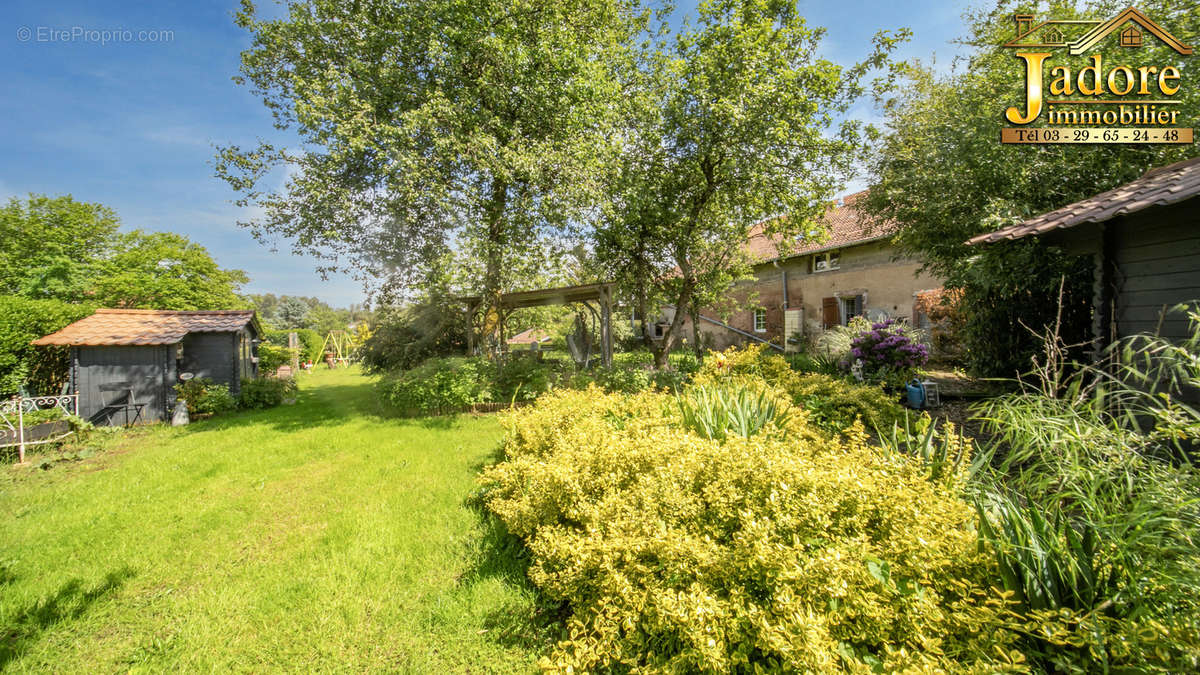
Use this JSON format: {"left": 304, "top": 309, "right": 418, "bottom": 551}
{"left": 753, "top": 308, "right": 767, "bottom": 332}
{"left": 811, "top": 250, "right": 840, "bottom": 273}
{"left": 841, "top": 295, "right": 863, "bottom": 325}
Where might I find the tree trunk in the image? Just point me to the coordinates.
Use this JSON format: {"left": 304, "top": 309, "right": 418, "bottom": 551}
{"left": 481, "top": 179, "right": 508, "bottom": 358}
{"left": 689, "top": 299, "right": 702, "bottom": 358}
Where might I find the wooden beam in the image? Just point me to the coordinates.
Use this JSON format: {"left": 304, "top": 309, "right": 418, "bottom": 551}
{"left": 600, "top": 285, "right": 613, "bottom": 367}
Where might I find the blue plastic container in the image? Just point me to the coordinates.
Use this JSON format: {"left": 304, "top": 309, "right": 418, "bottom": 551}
{"left": 905, "top": 380, "right": 926, "bottom": 409}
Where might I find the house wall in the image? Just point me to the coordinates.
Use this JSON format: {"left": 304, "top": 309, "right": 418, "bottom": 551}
{"left": 679, "top": 240, "right": 942, "bottom": 350}
{"left": 73, "top": 345, "right": 170, "bottom": 423}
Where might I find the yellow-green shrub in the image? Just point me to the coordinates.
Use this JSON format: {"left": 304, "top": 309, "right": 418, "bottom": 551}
{"left": 480, "top": 388, "right": 1023, "bottom": 673}
{"left": 695, "top": 344, "right": 908, "bottom": 435}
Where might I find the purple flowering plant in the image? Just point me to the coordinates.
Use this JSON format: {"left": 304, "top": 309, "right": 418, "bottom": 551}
{"left": 841, "top": 317, "right": 929, "bottom": 387}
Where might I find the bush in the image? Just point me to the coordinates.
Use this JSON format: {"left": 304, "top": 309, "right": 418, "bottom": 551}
{"left": 479, "top": 388, "right": 1019, "bottom": 673}
{"left": 0, "top": 297, "right": 94, "bottom": 396}
{"left": 694, "top": 344, "right": 907, "bottom": 435}
{"left": 359, "top": 300, "right": 466, "bottom": 373}
{"left": 492, "top": 356, "right": 562, "bottom": 403}
{"left": 238, "top": 377, "right": 297, "bottom": 409}
{"left": 843, "top": 317, "right": 929, "bottom": 387}
{"left": 378, "top": 357, "right": 491, "bottom": 415}
{"left": 173, "top": 378, "right": 235, "bottom": 416}
{"left": 255, "top": 342, "right": 295, "bottom": 374}
{"left": 263, "top": 328, "right": 322, "bottom": 364}
{"left": 785, "top": 372, "right": 908, "bottom": 435}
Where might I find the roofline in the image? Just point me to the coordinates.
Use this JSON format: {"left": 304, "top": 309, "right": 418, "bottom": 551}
{"left": 753, "top": 232, "right": 895, "bottom": 266}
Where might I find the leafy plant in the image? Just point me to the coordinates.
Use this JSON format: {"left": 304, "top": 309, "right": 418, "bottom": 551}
{"left": 676, "top": 385, "right": 791, "bottom": 442}
{"left": 237, "top": 377, "right": 297, "bottom": 410}
{"left": 480, "top": 387, "right": 1020, "bottom": 673}
{"left": 173, "top": 378, "right": 236, "bottom": 417}
{"left": 844, "top": 317, "right": 930, "bottom": 387}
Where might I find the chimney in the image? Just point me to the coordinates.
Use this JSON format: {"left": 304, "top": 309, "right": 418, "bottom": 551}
{"left": 1014, "top": 13, "right": 1034, "bottom": 38}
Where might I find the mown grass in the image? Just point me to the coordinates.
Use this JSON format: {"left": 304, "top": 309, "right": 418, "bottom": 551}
{"left": 0, "top": 367, "right": 540, "bottom": 672}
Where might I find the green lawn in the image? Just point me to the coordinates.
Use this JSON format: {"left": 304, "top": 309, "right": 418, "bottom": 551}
{"left": 0, "top": 367, "right": 540, "bottom": 672}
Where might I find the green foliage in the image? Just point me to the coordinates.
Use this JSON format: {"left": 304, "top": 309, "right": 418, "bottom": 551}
{"left": 1, "top": 194, "right": 249, "bottom": 311}
{"left": 237, "top": 377, "right": 297, "bottom": 410}
{"left": 480, "top": 388, "right": 1020, "bottom": 672}
{"left": 597, "top": 1, "right": 907, "bottom": 366}
{"left": 676, "top": 384, "right": 792, "bottom": 442}
{"left": 785, "top": 372, "right": 909, "bottom": 436}
{"left": 861, "top": 0, "right": 1196, "bottom": 376}
{"left": 0, "top": 296, "right": 94, "bottom": 396}
{"left": 358, "top": 300, "right": 466, "bottom": 374}
{"left": 173, "top": 378, "right": 236, "bottom": 417}
{"left": 220, "top": 0, "right": 646, "bottom": 343}
{"left": 965, "top": 308, "right": 1200, "bottom": 671}
{"left": 695, "top": 344, "right": 907, "bottom": 435}
{"left": 88, "top": 230, "right": 249, "bottom": 310}
{"left": 378, "top": 358, "right": 492, "bottom": 416}
{"left": 0, "top": 194, "right": 119, "bottom": 296}
{"left": 255, "top": 343, "right": 294, "bottom": 374}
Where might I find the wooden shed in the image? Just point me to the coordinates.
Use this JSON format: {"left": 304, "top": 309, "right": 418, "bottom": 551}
{"left": 968, "top": 157, "right": 1200, "bottom": 351}
{"left": 32, "top": 309, "right": 262, "bottom": 425}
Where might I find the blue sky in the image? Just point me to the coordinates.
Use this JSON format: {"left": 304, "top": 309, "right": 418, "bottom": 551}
{"left": 0, "top": 1, "right": 969, "bottom": 306}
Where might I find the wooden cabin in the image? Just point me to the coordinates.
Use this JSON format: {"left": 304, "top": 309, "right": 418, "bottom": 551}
{"left": 32, "top": 309, "right": 262, "bottom": 424}
{"left": 968, "top": 156, "right": 1200, "bottom": 350}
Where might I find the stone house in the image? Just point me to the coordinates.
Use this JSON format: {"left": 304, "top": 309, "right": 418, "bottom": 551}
{"left": 668, "top": 191, "right": 943, "bottom": 351}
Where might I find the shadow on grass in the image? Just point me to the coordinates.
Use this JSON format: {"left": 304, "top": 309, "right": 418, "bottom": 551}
{"left": 0, "top": 566, "right": 135, "bottom": 668}
{"left": 460, "top": 456, "right": 566, "bottom": 654}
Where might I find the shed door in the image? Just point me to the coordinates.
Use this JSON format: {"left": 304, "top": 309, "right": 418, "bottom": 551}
{"left": 821, "top": 297, "right": 839, "bottom": 328}
{"left": 76, "top": 346, "right": 167, "bottom": 424}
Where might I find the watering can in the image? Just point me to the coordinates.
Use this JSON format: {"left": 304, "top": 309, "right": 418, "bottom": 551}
{"left": 905, "top": 380, "right": 927, "bottom": 410}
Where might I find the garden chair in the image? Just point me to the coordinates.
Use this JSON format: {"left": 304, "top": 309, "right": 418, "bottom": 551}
{"left": 96, "top": 382, "right": 146, "bottom": 427}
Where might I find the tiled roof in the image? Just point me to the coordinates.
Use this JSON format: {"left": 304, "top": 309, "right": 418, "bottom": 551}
{"left": 31, "top": 309, "right": 258, "bottom": 346}
{"left": 507, "top": 328, "right": 552, "bottom": 345}
{"left": 967, "top": 157, "right": 1200, "bottom": 245}
{"left": 745, "top": 190, "right": 897, "bottom": 263}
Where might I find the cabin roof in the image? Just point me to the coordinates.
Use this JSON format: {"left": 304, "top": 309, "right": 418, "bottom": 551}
{"left": 967, "top": 157, "right": 1200, "bottom": 245}
{"left": 31, "top": 309, "right": 260, "bottom": 347}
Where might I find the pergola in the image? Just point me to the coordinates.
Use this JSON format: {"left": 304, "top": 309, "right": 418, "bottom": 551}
{"left": 458, "top": 282, "right": 615, "bottom": 366}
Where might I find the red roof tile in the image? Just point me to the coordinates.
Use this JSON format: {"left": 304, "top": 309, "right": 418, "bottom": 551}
{"left": 967, "top": 156, "right": 1200, "bottom": 245}
{"left": 507, "top": 328, "right": 553, "bottom": 345}
{"left": 745, "top": 190, "right": 897, "bottom": 263}
{"left": 31, "top": 309, "right": 259, "bottom": 346}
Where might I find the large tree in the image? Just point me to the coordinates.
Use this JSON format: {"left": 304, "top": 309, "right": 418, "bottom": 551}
{"left": 0, "top": 195, "right": 119, "bottom": 296}
{"left": 862, "top": 0, "right": 1198, "bottom": 375}
{"left": 217, "top": 0, "right": 647, "bottom": 353}
{"left": 597, "top": 0, "right": 905, "bottom": 367}
{"left": 1, "top": 194, "right": 249, "bottom": 311}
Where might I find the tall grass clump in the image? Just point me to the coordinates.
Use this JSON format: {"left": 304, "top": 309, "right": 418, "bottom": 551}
{"left": 969, "top": 303, "right": 1200, "bottom": 672}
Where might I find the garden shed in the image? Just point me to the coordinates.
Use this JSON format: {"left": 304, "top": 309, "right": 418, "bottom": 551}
{"left": 968, "top": 156, "right": 1200, "bottom": 351}
{"left": 32, "top": 309, "right": 262, "bottom": 425}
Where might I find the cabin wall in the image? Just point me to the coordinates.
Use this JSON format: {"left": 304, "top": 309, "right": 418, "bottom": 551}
{"left": 74, "top": 345, "right": 169, "bottom": 423}
{"left": 180, "top": 332, "right": 239, "bottom": 392}
{"left": 1109, "top": 204, "right": 1200, "bottom": 342}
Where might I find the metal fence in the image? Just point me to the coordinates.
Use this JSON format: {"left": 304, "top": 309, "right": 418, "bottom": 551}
{"left": 0, "top": 394, "right": 79, "bottom": 463}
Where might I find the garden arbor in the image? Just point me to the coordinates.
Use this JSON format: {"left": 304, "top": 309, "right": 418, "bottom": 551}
{"left": 459, "top": 282, "right": 615, "bottom": 367}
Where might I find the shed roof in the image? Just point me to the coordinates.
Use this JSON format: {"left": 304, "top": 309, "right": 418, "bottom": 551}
{"left": 745, "top": 191, "right": 898, "bottom": 263}
{"left": 967, "top": 157, "right": 1200, "bottom": 245}
{"left": 32, "top": 309, "right": 260, "bottom": 347}
{"left": 507, "top": 328, "right": 552, "bottom": 345}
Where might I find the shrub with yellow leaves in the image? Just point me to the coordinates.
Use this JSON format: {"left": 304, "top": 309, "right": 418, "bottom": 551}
{"left": 695, "top": 344, "right": 908, "bottom": 435}
{"left": 479, "top": 387, "right": 1025, "bottom": 673}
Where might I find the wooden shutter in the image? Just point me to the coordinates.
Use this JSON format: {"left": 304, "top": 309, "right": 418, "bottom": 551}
{"left": 821, "top": 297, "right": 838, "bottom": 328}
